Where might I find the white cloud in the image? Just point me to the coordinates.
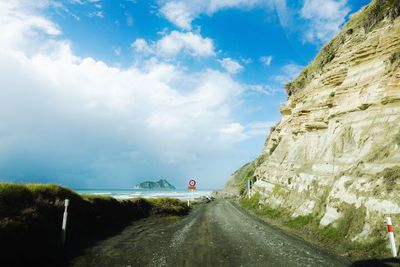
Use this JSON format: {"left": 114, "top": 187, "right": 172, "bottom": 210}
{"left": 132, "top": 31, "right": 215, "bottom": 58}
{"left": 0, "top": 0, "right": 256, "bottom": 187}
{"left": 156, "top": 31, "right": 215, "bottom": 57}
{"left": 274, "top": 0, "right": 291, "bottom": 27}
{"left": 300, "top": 0, "right": 350, "bottom": 44}
{"left": 219, "top": 123, "right": 247, "bottom": 143}
{"left": 125, "top": 12, "right": 134, "bottom": 26}
{"left": 245, "top": 84, "right": 278, "bottom": 95}
{"left": 274, "top": 63, "right": 304, "bottom": 84}
{"left": 218, "top": 57, "right": 244, "bottom": 74}
{"left": 69, "top": 0, "right": 85, "bottom": 4}
{"left": 0, "top": 1, "right": 61, "bottom": 51}
{"left": 160, "top": 1, "right": 193, "bottom": 30}
{"left": 244, "top": 121, "right": 276, "bottom": 137}
{"left": 89, "top": 10, "right": 104, "bottom": 18}
{"left": 114, "top": 47, "right": 121, "bottom": 56}
{"left": 219, "top": 120, "right": 276, "bottom": 142}
{"left": 260, "top": 55, "right": 273, "bottom": 66}
{"left": 70, "top": 0, "right": 101, "bottom": 5}
{"left": 132, "top": 38, "right": 151, "bottom": 53}
{"left": 159, "top": 0, "right": 273, "bottom": 30}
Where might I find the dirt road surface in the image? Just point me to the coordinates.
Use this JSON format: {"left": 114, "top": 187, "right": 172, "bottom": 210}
{"left": 69, "top": 199, "right": 351, "bottom": 267}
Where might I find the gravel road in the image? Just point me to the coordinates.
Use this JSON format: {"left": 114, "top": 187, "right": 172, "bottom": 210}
{"left": 69, "top": 199, "right": 351, "bottom": 267}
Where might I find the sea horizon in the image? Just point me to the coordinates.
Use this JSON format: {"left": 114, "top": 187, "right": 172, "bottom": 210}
{"left": 75, "top": 188, "right": 215, "bottom": 200}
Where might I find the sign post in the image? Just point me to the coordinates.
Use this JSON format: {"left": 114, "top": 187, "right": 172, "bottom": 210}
{"left": 247, "top": 180, "right": 252, "bottom": 199}
{"left": 61, "top": 199, "right": 69, "bottom": 245}
{"left": 187, "top": 179, "right": 197, "bottom": 207}
{"left": 385, "top": 217, "right": 397, "bottom": 257}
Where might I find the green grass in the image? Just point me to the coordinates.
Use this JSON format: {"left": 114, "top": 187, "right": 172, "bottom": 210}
{"left": 286, "top": 215, "right": 314, "bottom": 228}
{"left": 0, "top": 183, "right": 190, "bottom": 266}
{"left": 146, "top": 198, "right": 189, "bottom": 215}
{"left": 239, "top": 192, "right": 260, "bottom": 210}
{"left": 255, "top": 206, "right": 283, "bottom": 219}
{"left": 238, "top": 194, "right": 386, "bottom": 260}
{"left": 234, "top": 162, "right": 256, "bottom": 196}
{"left": 240, "top": 193, "right": 286, "bottom": 220}
{"left": 348, "top": 237, "right": 388, "bottom": 258}
{"left": 318, "top": 225, "right": 343, "bottom": 242}
{"left": 362, "top": 0, "right": 400, "bottom": 32}
{"left": 379, "top": 166, "right": 400, "bottom": 192}
{"left": 165, "top": 215, "right": 181, "bottom": 221}
{"left": 269, "top": 143, "right": 278, "bottom": 155}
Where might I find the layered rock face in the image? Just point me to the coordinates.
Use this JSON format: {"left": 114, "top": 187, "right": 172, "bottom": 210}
{"left": 246, "top": 1, "right": 400, "bottom": 242}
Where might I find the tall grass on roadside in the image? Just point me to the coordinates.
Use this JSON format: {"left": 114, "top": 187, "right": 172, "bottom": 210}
{"left": 0, "top": 183, "right": 189, "bottom": 266}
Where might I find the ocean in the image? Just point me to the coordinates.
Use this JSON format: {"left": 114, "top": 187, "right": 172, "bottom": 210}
{"left": 75, "top": 188, "right": 214, "bottom": 200}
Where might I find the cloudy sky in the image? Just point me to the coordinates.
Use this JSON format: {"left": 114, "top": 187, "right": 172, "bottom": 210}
{"left": 0, "top": 0, "right": 370, "bottom": 189}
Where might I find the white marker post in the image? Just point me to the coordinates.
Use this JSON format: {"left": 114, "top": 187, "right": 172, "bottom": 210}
{"left": 247, "top": 180, "right": 250, "bottom": 199}
{"left": 61, "top": 199, "right": 69, "bottom": 245}
{"left": 385, "top": 217, "right": 397, "bottom": 257}
{"left": 248, "top": 180, "right": 252, "bottom": 199}
{"left": 187, "top": 179, "right": 197, "bottom": 207}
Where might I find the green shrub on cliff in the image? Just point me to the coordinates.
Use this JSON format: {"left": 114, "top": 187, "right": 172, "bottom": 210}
{"left": 379, "top": 166, "right": 400, "bottom": 192}
{"left": 389, "top": 49, "right": 400, "bottom": 64}
{"left": 239, "top": 192, "right": 260, "bottom": 210}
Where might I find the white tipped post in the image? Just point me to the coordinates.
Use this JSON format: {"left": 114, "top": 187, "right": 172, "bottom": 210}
{"left": 250, "top": 180, "right": 252, "bottom": 197}
{"left": 385, "top": 217, "right": 397, "bottom": 257}
{"left": 247, "top": 180, "right": 250, "bottom": 199}
{"left": 247, "top": 180, "right": 252, "bottom": 199}
{"left": 61, "top": 199, "right": 69, "bottom": 245}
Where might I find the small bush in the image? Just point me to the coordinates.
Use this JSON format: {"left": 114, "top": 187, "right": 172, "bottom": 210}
{"left": 0, "top": 183, "right": 34, "bottom": 217}
{"left": 363, "top": 0, "right": 400, "bottom": 32}
{"left": 319, "top": 225, "right": 343, "bottom": 242}
{"left": 389, "top": 50, "right": 400, "bottom": 64}
{"left": 286, "top": 215, "right": 314, "bottom": 228}
{"left": 349, "top": 237, "right": 388, "bottom": 258}
{"left": 269, "top": 143, "right": 278, "bottom": 155}
{"left": 146, "top": 198, "right": 189, "bottom": 215}
{"left": 239, "top": 192, "right": 260, "bottom": 210}
{"left": 255, "top": 206, "right": 283, "bottom": 219}
{"left": 379, "top": 166, "right": 400, "bottom": 192}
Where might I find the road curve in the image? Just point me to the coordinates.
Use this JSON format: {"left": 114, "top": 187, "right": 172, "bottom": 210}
{"left": 69, "top": 199, "right": 350, "bottom": 267}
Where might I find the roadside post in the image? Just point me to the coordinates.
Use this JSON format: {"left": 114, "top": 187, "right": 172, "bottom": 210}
{"left": 385, "top": 217, "right": 397, "bottom": 257}
{"left": 247, "top": 180, "right": 252, "bottom": 199}
{"left": 61, "top": 199, "right": 69, "bottom": 245}
{"left": 187, "top": 179, "right": 197, "bottom": 207}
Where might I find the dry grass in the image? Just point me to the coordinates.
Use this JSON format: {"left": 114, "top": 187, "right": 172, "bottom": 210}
{"left": 0, "top": 183, "right": 189, "bottom": 266}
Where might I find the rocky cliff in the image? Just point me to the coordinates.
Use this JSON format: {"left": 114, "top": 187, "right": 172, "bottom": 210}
{"left": 228, "top": 0, "right": 400, "bottom": 248}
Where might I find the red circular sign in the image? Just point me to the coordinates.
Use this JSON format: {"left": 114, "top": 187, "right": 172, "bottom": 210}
{"left": 189, "top": 179, "right": 196, "bottom": 186}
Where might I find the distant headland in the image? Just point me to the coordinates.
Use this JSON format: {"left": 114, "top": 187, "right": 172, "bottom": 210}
{"left": 134, "top": 179, "right": 176, "bottom": 190}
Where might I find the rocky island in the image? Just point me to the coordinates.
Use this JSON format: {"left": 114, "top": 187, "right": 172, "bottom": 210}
{"left": 134, "top": 179, "right": 176, "bottom": 190}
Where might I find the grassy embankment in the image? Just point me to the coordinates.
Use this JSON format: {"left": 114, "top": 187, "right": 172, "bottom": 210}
{"left": 0, "top": 183, "right": 189, "bottom": 266}
{"left": 240, "top": 192, "right": 388, "bottom": 260}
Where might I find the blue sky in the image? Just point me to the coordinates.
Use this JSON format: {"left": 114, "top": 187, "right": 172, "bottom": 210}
{"left": 0, "top": 0, "right": 370, "bottom": 189}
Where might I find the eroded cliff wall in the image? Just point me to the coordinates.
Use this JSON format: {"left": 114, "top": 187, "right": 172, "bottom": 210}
{"left": 238, "top": 0, "right": 400, "bottom": 244}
